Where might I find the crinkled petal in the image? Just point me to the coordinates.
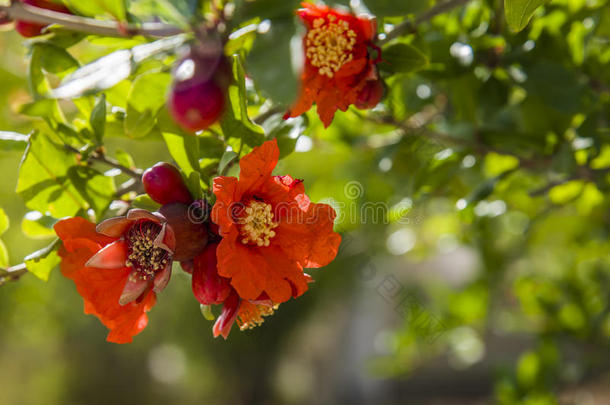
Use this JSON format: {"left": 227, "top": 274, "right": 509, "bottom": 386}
{"left": 216, "top": 231, "right": 309, "bottom": 303}
{"left": 237, "top": 139, "right": 279, "bottom": 194}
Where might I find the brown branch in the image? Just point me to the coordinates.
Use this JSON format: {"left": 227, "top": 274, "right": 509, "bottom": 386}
{"left": 0, "top": 263, "right": 27, "bottom": 286}
{"left": 64, "top": 145, "right": 142, "bottom": 180}
{"left": 0, "top": 1, "right": 183, "bottom": 38}
{"left": 377, "top": 0, "right": 471, "bottom": 46}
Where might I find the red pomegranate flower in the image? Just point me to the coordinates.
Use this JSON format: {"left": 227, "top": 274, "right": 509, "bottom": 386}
{"left": 211, "top": 139, "right": 341, "bottom": 305}
{"left": 213, "top": 289, "right": 278, "bottom": 339}
{"left": 54, "top": 209, "right": 176, "bottom": 343}
{"left": 286, "top": 3, "right": 380, "bottom": 127}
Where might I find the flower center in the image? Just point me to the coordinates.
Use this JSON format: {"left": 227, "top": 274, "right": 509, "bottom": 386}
{"left": 239, "top": 200, "right": 278, "bottom": 247}
{"left": 125, "top": 220, "right": 170, "bottom": 280}
{"left": 305, "top": 15, "right": 357, "bottom": 78}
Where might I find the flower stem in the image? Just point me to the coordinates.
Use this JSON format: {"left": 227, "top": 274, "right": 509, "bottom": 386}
{"left": 0, "top": 1, "right": 183, "bottom": 38}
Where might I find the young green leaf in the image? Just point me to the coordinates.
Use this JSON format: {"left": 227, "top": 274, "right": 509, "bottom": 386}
{"left": 162, "top": 132, "right": 201, "bottom": 177}
{"left": 504, "top": 0, "right": 550, "bottom": 32}
{"left": 52, "top": 35, "right": 187, "bottom": 99}
{"left": 221, "top": 55, "right": 265, "bottom": 148}
{"left": 24, "top": 239, "right": 61, "bottom": 282}
{"left": 16, "top": 132, "right": 115, "bottom": 219}
{"left": 90, "top": 94, "right": 107, "bottom": 144}
{"left": 379, "top": 43, "right": 428, "bottom": 74}
{"left": 246, "top": 20, "right": 299, "bottom": 106}
{"left": 125, "top": 72, "right": 171, "bottom": 138}
{"left": 0, "top": 131, "right": 29, "bottom": 151}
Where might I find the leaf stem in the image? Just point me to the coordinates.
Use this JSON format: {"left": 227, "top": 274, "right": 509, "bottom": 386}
{"left": 0, "top": 1, "right": 183, "bottom": 38}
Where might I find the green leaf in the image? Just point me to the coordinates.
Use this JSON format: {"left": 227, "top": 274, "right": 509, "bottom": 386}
{"left": 379, "top": 43, "right": 428, "bottom": 74}
{"left": 504, "top": 0, "right": 550, "bottom": 32}
{"left": 24, "top": 239, "right": 61, "bottom": 281}
{"left": 246, "top": 20, "right": 298, "bottom": 106}
{"left": 200, "top": 304, "right": 215, "bottom": 321}
{"left": 358, "top": 0, "right": 428, "bottom": 16}
{"left": 22, "top": 211, "right": 57, "bottom": 239}
{"left": 114, "top": 148, "right": 135, "bottom": 169}
{"left": 90, "top": 94, "right": 107, "bottom": 144}
{"left": 0, "top": 240, "right": 8, "bottom": 268}
{"left": 218, "top": 150, "right": 238, "bottom": 175}
{"left": 52, "top": 35, "right": 187, "bottom": 99}
{"left": 63, "top": 0, "right": 127, "bottom": 20}
{"left": 186, "top": 171, "right": 204, "bottom": 199}
{"left": 0, "top": 131, "right": 29, "bottom": 151}
{"left": 162, "top": 132, "right": 200, "bottom": 177}
{"left": 221, "top": 55, "right": 265, "bottom": 147}
{"left": 132, "top": 194, "right": 162, "bottom": 211}
{"left": 0, "top": 207, "right": 8, "bottom": 235}
{"left": 125, "top": 72, "right": 171, "bottom": 138}
{"left": 16, "top": 132, "right": 115, "bottom": 219}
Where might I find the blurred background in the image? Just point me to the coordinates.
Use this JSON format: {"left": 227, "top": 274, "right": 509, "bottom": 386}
{"left": 2, "top": 0, "right": 610, "bottom": 404}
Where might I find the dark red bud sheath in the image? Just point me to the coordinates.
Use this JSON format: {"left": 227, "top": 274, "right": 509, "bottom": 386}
{"left": 15, "top": 0, "right": 71, "bottom": 37}
{"left": 355, "top": 79, "right": 384, "bottom": 110}
{"left": 192, "top": 243, "right": 231, "bottom": 306}
{"left": 159, "top": 202, "right": 208, "bottom": 261}
{"left": 142, "top": 162, "right": 193, "bottom": 205}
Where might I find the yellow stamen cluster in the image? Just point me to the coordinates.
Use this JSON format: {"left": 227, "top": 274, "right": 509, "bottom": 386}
{"left": 305, "top": 15, "right": 357, "bottom": 78}
{"left": 240, "top": 201, "right": 278, "bottom": 247}
{"left": 126, "top": 221, "right": 170, "bottom": 280}
{"left": 237, "top": 304, "right": 279, "bottom": 331}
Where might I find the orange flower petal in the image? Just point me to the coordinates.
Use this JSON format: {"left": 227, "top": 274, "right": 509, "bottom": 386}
{"left": 275, "top": 202, "right": 341, "bottom": 268}
{"left": 216, "top": 229, "right": 308, "bottom": 303}
{"left": 237, "top": 139, "right": 280, "bottom": 194}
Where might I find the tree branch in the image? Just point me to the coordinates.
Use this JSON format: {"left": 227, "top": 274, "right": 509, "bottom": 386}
{"left": 378, "top": 0, "right": 471, "bottom": 46}
{"left": 0, "top": 1, "right": 183, "bottom": 38}
{"left": 0, "top": 263, "right": 27, "bottom": 286}
{"left": 64, "top": 144, "right": 142, "bottom": 180}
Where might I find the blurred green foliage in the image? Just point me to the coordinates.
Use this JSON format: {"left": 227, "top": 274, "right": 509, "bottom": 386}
{"left": 0, "top": 0, "right": 610, "bottom": 404}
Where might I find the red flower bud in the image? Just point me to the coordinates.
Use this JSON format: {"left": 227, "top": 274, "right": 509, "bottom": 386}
{"left": 159, "top": 202, "right": 208, "bottom": 261}
{"left": 168, "top": 46, "right": 230, "bottom": 132}
{"left": 192, "top": 243, "right": 231, "bottom": 306}
{"left": 15, "top": 0, "right": 71, "bottom": 38}
{"left": 355, "top": 79, "right": 384, "bottom": 110}
{"left": 142, "top": 162, "right": 193, "bottom": 205}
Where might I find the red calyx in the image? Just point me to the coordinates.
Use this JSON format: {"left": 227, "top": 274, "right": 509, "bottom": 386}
{"left": 168, "top": 45, "right": 231, "bottom": 133}
{"left": 15, "top": 0, "right": 71, "bottom": 38}
{"left": 355, "top": 79, "right": 385, "bottom": 110}
{"left": 142, "top": 162, "right": 193, "bottom": 206}
{"left": 355, "top": 79, "right": 384, "bottom": 110}
{"left": 159, "top": 202, "right": 208, "bottom": 261}
{"left": 192, "top": 243, "right": 231, "bottom": 306}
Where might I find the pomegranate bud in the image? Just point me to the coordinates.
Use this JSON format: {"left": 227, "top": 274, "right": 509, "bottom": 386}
{"left": 355, "top": 79, "right": 384, "bottom": 110}
{"left": 159, "top": 202, "right": 208, "bottom": 261}
{"left": 192, "top": 243, "right": 231, "bottom": 306}
{"left": 143, "top": 162, "right": 193, "bottom": 205}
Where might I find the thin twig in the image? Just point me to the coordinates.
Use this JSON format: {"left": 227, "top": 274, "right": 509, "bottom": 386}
{"left": 64, "top": 145, "right": 142, "bottom": 179}
{"left": 0, "top": 1, "right": 183, "bottom": 38}
{"left": 0, "top": 263, "right": 27, "bottom": 286}
{"left": 378, "top": 0, "right": 471, "bottom": 46}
